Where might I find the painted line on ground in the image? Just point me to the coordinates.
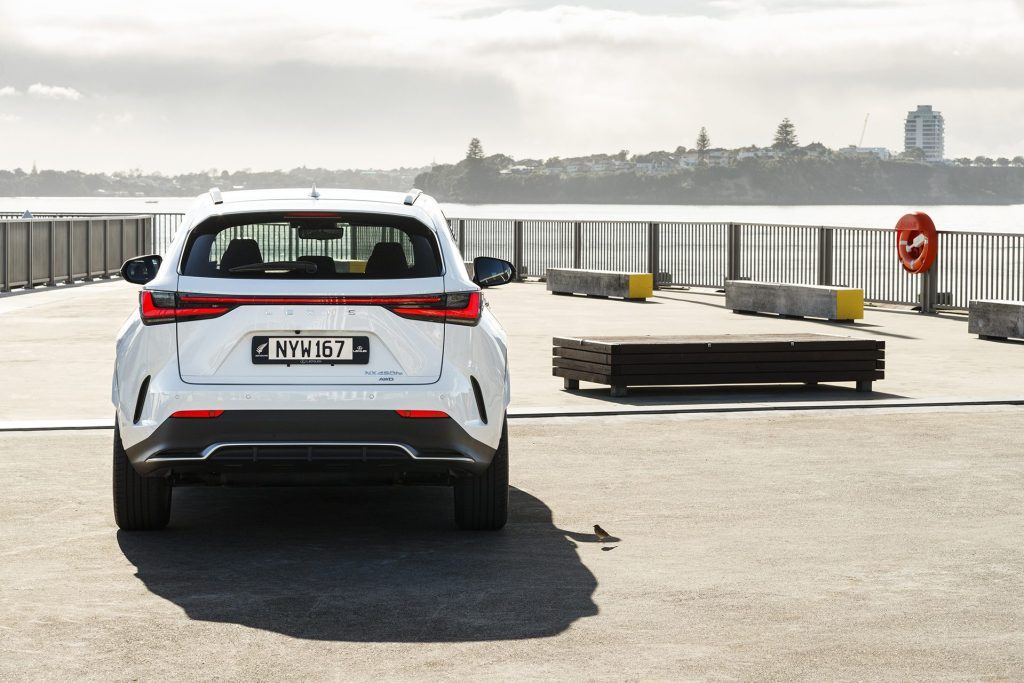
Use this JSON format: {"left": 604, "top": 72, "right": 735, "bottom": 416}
{"left": 2, "top": 397, "right": 1023, "bottom": 432}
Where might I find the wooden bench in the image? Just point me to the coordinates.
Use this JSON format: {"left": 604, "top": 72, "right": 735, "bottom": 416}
{"left": 553, "top": 334, "right": 885, "bottom": 397}
{"left": 968, "top": 300, "right": 1024, "bottom": 341}
{"left": 726, "top": 280, "right": 864, "bottom": 322}
{"left": 546, "top": 268, "right": 653, "bottom": 301}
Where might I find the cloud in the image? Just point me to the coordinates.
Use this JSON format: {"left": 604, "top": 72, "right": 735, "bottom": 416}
{"left": 0, "top": 86, "right": 20, "bottom": 97}
{"left": 0, "top": 113, "right": 20, "bottom": 122}
{"left": 27, "top": 83, "right": 82, "bottom": 100}
{"left": 0, "top": 1, "right": 1021, "bottom": 167}
{"left": 113, "top": 111, "right": 134, "bottom": 124}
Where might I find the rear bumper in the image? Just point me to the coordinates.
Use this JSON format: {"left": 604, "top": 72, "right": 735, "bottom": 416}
{"left": 125, "top": 410, "right": 496, "bottom": 480}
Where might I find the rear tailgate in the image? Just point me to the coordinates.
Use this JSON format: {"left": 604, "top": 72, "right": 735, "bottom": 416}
{"left": 175, "top": 277, "right": 446, "bottom": 386}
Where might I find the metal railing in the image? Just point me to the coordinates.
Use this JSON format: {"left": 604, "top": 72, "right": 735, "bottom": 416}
{"left": 3, "top": 211, "right": 1022, "bottom": 311}
{"left": 0, "top": 216, "right": 152, "bottom": 292}
{"left": 450, "top": 218, "right": 1024, "bottom": 311}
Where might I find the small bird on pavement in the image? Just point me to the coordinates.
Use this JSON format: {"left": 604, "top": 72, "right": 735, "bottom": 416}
{"left": 593, "top": 524, "right": 612, "bottom": 542}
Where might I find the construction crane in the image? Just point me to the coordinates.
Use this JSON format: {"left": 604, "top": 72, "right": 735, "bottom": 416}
{"left": 858, "top": 113, "right": 870, "bottom": 147}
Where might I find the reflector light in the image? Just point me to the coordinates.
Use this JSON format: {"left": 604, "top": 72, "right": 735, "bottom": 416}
{"left": 395, "top": 410, "right": 449, "bottom": 419}
{"left": 170, "top": 410, "right": 224, "bottom": 419}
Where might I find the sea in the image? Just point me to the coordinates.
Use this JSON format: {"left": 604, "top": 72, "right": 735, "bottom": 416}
{"left": 2, "top": 197, "right": 1023, "bottom": 234}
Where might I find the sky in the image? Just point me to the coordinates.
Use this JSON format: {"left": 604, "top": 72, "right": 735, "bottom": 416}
{"left": 1, "top": 0, "right": 1022, "bottom": 172}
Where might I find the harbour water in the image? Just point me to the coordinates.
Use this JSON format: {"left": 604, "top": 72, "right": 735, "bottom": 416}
{"left": 1, "top": 197, "right": 1023, "bottom": 233}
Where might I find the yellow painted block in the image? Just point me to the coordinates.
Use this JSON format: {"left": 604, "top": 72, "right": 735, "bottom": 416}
{"left": 627, "top": 273, "right": 654, "bottom": 299}
{"left": 337, "top": 260, "right": 367, "bottom": 274}
{"left": 835, "top": 288, "right": 864, "bottom": 320}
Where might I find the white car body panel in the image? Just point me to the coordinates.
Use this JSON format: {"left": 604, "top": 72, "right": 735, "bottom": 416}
{"left": 113, "top": 188, "right": 509, "bottom": 460}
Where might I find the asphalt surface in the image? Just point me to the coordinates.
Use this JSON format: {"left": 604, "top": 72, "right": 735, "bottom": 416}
{"left": 3, "top": 279, "right": 1024, "bottom": 422}
{"left": 2, "top": 408, "right": 1022, "bottom": 681}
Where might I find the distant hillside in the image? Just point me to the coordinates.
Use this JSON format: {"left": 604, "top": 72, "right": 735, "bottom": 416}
{"left": 415, "top": 157, "right": 1024, "bottom": 205}
{"left": 0, "top": 167, "right": 427, "bottom": 197}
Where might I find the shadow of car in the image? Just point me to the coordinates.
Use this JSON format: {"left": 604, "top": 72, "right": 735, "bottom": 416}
{"left": 117, "top": 486, "right": 598, "bottom": 642}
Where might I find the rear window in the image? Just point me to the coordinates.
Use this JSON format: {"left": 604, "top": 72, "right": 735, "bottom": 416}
{"left": 181, "top": 211, "right": 442, "bottom": 279}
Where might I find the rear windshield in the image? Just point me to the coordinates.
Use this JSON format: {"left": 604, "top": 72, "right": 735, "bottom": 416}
{"left": 181, "top": 211, "right": 442, "bottom": 279}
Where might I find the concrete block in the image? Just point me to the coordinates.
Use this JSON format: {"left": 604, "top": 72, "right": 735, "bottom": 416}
{"left": 968, "top": 300, "right": 1024, "bottom": 340}
{"left": 546, "top": 268, "right": 653, "bottom": 300}
{"left": 725, "top": 280, "right": 864, "bottom": 321}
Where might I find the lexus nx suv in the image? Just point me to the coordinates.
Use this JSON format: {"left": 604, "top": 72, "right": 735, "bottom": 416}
{"left": 113, "top": 187, "right": 514, "bottom": 530}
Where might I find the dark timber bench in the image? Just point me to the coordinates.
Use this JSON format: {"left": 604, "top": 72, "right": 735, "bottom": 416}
{"left": 968, "top": 300, "right": 1024, "bottom": 341}
{"left": 553, "top": 334, "right": 885, "bottom": 397}
{"left": 546, "top": 268, "right": 653, "bottom": 301}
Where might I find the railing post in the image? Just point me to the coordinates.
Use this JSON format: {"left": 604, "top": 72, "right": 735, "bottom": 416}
{"left": 26, "top": 219, "right": 34, "bottom": 289}
{"left": 817, "top": 226, "right": 834, "bottom": 286}
{"left": 85, "top": 219, "right": 93, "bottom": 281}
{"left": 1, "top": 222, "right": 8, "bottom": 292}
{"left": 920, "top": 263, "right": 938, "bottom": 314}
{"left": 458, "top": 219, "right": 466, "bottom": 252}
{"left": 48, "top": 220, "right": 56, "bottom": 286}
{"left": 647, "top": 222, "right": 660, "bottom": 290}
{"left": 726, "top": 222, "right": 742, "bottom": 282}
{"left": 67, "top": 220, "right": 74, "bottom": 284}
{"left": 103, "top": 218, "right": 110, "bottom": 277}
{"left": 513, "top": 220, "right": 524, "bottom": 280}
{"left": 573, "top": 222, "right": 582, "bottom": 269}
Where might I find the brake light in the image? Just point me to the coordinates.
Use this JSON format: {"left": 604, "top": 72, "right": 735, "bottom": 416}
{"left": 389, "top": 292, "right": 482, "bottom": 326}
{"left": 170, "top": 410, "right": 224, "bottom": 418}
{"left": 139, "top": 292, "right": 481, "bottom": 325}
{"left": 139, "top": 291, "right": 233, "bottom": 325}
{"left": 395, "top": 410, "right": 449, "bottom": 418}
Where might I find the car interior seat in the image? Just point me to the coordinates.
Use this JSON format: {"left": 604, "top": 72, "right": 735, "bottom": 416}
{"left": 219, "top": 238, "right": 263, "bottom": 274}
{"left": 365, "top": 242, "right": 410, "bottom": 277}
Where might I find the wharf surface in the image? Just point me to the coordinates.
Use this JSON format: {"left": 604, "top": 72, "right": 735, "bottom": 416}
{"left": 1, "top": 279, "right": 1023, "bottom": 422}
{"left": 0, "top": 281, "right": 1022, "bottom": 680}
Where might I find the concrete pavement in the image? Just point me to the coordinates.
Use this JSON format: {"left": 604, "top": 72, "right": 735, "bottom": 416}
{"left": 2, "top": 279, "right": 1024, "bottom": 422}
{"left": 1, "top": 408, "right": 1022, "bottom": 680}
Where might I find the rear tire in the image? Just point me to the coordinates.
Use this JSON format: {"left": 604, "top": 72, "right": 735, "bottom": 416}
{"left": 113, "top": 420, "right": 171, "bottom": 530}
{"left": 453, "top": 418, "right": 509, "bottom": 530}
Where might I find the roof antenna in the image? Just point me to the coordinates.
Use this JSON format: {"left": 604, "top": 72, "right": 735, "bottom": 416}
{"left": 310, "top": 183, "right": 320, "bottom": 199}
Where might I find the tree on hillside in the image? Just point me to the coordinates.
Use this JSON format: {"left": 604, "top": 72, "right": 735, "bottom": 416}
{"left": 954, "top": 157, "right": 973, "bottom": 167}
{"left": 696, "top": 127, "right": 710, "bottom": 166}
{"left": 974, "top": 155, "right": 994, "bottom": 167}
{"left": 772, "top": 118, "right": 798, "bottom": 152}
{"left": 1012, "top": 156, "right": 1024, "bottom": 168}
{"left": 614, "top": 149, "right": 630, "bottom": 161}
{"left": 899, "top": 147, "right": 927, "bottom": 162}
{"left": 466, "top": 138, "right": 485, "bottom": 160}
{"left": 995, "top": 157, "right": 1011, "bottom": 167}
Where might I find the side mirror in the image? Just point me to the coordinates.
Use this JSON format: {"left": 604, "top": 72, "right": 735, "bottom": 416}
{"left": 120, "top": 255, "right": 163, "bottom": 285}
{"left": 472, "top": 257, "right": 515, "bottom": 287}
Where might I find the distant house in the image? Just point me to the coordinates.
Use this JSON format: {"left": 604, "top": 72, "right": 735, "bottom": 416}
{"left": 837, "top": 146, "right": 891, "bottom": 161}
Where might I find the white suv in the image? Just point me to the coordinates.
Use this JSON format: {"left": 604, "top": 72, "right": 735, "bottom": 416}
{"left": 113, "top": 188, "right": 514, "bottom": 531}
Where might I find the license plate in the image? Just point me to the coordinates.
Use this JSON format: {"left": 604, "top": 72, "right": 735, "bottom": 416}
{"left": 252, "top": 336, "right": 370, "bottom": 365}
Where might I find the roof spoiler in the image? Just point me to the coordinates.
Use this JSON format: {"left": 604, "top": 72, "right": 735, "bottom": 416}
{"left": 403, "top": 188, "right": 423, "bottom": 206}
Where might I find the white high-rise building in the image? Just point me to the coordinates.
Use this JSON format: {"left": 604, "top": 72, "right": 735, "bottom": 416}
{"left": 904, "top": 105, "right": 944, "bottom": 162}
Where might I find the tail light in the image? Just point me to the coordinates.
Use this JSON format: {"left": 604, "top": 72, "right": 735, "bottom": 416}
{"left": 140, "top": 291, "right": 232, "bottom": 325}
{"left": 389, "top": 292, "right": 483, "bottom": 326}
{"left": 140, "top": 291, "right": 482, "bottom": 325}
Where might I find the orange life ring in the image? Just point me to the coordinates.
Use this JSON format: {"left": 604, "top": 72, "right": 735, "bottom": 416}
{"left": 895, "top": 212, "right": 937, "bottom": 274}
